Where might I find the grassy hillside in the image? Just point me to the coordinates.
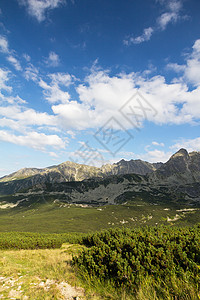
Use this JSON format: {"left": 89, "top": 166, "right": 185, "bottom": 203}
{"left": 0, "top": 200, "right": 200, "bottom": 233}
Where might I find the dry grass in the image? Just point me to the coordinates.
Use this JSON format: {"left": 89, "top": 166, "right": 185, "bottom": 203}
{"left": 0, "top": 244, "right": 86, "bottom": 299}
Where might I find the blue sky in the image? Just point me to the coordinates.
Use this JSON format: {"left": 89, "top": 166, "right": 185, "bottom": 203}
{"left": 0, "top": 0, "right": 200, "bottom": 177}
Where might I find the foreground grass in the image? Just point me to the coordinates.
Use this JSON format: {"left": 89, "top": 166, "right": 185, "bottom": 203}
{"left": 0, "top": 244, "right": 135, "bottom": 299}
{"left": 0, "top": 244, "right": 86, "bottom": 299}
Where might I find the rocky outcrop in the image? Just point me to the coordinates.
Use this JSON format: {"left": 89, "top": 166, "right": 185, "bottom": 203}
{"left": 0, "top": 158, "right": 163, "bottom": 195}
{"left": 149, "top": 149, "right": 200, "bottom": 185}
{"left": 0, "top": 149, "right": 199, "bottom": 206}
{"left": 102, "top": 159, "right": 162, "bottom": 176}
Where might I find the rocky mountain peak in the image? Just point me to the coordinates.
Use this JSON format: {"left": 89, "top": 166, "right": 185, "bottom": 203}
{"left": 157, "top": 148, "right": 189, "bottom": 175}
{"left": 149, "top": 148, "right": 200, "bottom": 185}
{"left": 171, "top": 148, "right": 189, "bottom": 159}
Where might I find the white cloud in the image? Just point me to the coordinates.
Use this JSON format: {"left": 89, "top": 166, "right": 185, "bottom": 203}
{"left": 0, "top": 69, "right": 12, "bottom": 93}
{"left": 48, "top": 151, "right": 59, "bottom": 157}
{"left": 0, "top": 69, "right": 27, "bottom": 105}
{"left": 45, "top": 51, "right": 60, "bottom": 67}
{"left": 7, "top": 55, "right": 22, "bottom": 71}
{"left": 0, "top": 105, "right": 55, "bottom": 129}
{"left": 157, "top": 0, "right": 182, "bottom": 30}
{"left": 124, "top": 0, "right": 184, "bottom": 45}
{"left": 19, "top": 0, "right": 66, "bottom": 22}
{"left": 167, "top": 39, "right": 200, "bottom": 87}
{"left": 52, "top": 70, "right": 138, "bottom": 130}
{"left": 50, "top": 45, "right": 200, "bottom": 130}
{"left": 124, "top": 27, "right": 154, "bottom": 45}
{"left": 152, "top": 141, "right": 165, "bottom": 147}
{"left": 0, "top": 117, "right": 27, "bottom": 132}
{"left": 158, "top": 12, "right": 178, "bottom": 30}
{"left": 0, "top": 35, "right": 9, "bottom": 53}
{"left": 0, "top": 36, "right": 23, "bottom": 72}
{"left": 166, "top": 63, "right": 186, "bottom": 72}
{"left": 0, "top": 130, "right": 65, "bottom": 150}
{"left": 118, "top": 151, "right": 136, "bottom": 158}
{"left": 183, "top": 40, "right": 200, "bottom": 86}
{"left": 0, "top": 67, "right": 64, "bottom": 153}
{"left": 171, "top": 137, "right": 200, "bottom": 152}
{"left": 139, "top": 137, "right": 200, "bottom": 164}
{"left": 24, "top": 63, "right": 39, "bottom": 82}
{"left": 52, "top": 101, "right": 93, "bottom": 130}
{"left": 39, "top": 72, "right": 72, "bottom": 103}
{"left": 138, "top": 149, "right": 172, "bottom": 163}
{"left": 49, "top": 72, "right": 72, "bottom": 85}
{"left": 23, "top": 53, "right": 31, "bottom": 61}
{"left": 0, "top": 69, "right": 72, "bottom": 154}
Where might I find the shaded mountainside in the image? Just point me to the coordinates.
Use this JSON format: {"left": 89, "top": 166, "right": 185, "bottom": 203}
{"left": 149, "top": 149, "right": 200, "bottom": 185}
{"left": 102, "top": 159, "right": 163, "bottom": 176}
{"left": 0, "top": 158, "right": 163, "bottom": 183}
{"left": 0, "top": 149, "right": 200, "bottom": 208}
{"left": 0, "top": 158, "right": 163, "bottom": 195}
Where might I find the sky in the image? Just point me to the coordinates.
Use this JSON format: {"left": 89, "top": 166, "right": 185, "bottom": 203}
{"left": 0, "top": 0, "right": 200, "bottom": 177}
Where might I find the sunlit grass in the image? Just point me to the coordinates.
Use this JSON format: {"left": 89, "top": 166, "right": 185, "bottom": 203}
{"left": 0, "top": 244, "right": 86, "bottom": 299}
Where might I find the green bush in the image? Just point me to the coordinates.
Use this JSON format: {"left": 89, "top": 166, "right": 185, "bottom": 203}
{"left": 73, "top": 226, "right": 200, "bottom": 293}
{"left": 0, "top": 231, "right": 84, "bottom": 250}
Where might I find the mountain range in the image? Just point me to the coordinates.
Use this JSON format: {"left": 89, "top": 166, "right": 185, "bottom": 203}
{"left": 0, "top": 148, "right": 200, "bottom": 208}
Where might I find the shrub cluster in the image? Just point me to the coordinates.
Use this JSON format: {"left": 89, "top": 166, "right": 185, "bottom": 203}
{"left": 73, "top": 226, "right": 200, "bottom": 290}
{"left": 0, "top": 232, "right": 84, "bottom": 250}
{"left": 0, "top": 232, "right": 63, "bottom": 249}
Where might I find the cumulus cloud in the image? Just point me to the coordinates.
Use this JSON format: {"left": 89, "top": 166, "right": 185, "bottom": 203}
{"left": 157, "top": 0, "right": 182, "bottom": 30}
{"left": 12, "top": 38, "right": 199, "bottom": 136}
{"left": 0, "top": 70, "right": 27, "bottom": 105}
{"left": 51, "top": 56, "right": 200, "bottom": 131}
{"left": 166, "top": 63, "right": 186, "bottom": 72}
{"left": 23, "top": 53, "right": 31, "bottom": 62}
{"left": 0, "top": 35, "right": 9, "bottom": 53}
{"left": 39, "top": 72, "right": 72, "bottom": 103}
{"left": 1, "top": 37, "right": 200, "bottom": 156}
{"left": 0, "top": 35, "right": 23, "bottom": 72}
{"left": 24, "top": 63, "right": 39, "bottom": 82}
{"left": 18, "top": 0, "right": 66, "bottom": 22}
{"left": 167, "top": 39, "right": 200, "bottom": 87}
{"left": 123, "top": 137, "right": 200, "bottom": 163}
{"left": 152, "top": 141, "right": 165, "bottom": 147}
{"left": 184, "top": 40, "right": 200, "bottom": 86}
{"left": 171, "top": 137, "right": 200, "bottom": 152}
{"left": 0, "top": 67, "right": 65, "bottom": 151}
{"left": 45, "top": 51, "right": 60, "bottom": 67}
{"left": 0, "top": 130, "right": 65, "bottom": 150}
{"left": 137, "top": 149, "right": 172, "bottom": 163}
{"left": 0, "top": 69, "right": 12, "bottom": 92}
{"left": 0, "top": 105, "right": 55, "bottom": 128}
{"left": 124, "top": 0, "right": 185, "bottom": 45}
{"left": 52, "top": 70, "right": 139, "bottom": 130}
{"left": 124, "top": 27, "right": 154, "bottom": 45}
{"left": 7, "top": 55, "right": 22, "bottom": 71}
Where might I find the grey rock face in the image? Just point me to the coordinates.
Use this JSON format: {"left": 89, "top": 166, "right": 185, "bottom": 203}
{"left": 0, "top": 158, "right": 163, "bottom": 195}
{"left": 0, "top": 149, "right": 200, "bottom": 206}
{"left": 149, "top": 149, "right": 200, "bottom": 185}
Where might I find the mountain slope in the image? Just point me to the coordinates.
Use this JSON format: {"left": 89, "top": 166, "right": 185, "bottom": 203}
{"left": 0, "top": 158, "right": 163, "bottom": 195}
{"left": 0, "top": 149, "right": 200, "bottom": 208}
{"left": 149, "top": 149, "right": 200, "bottom": 185}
